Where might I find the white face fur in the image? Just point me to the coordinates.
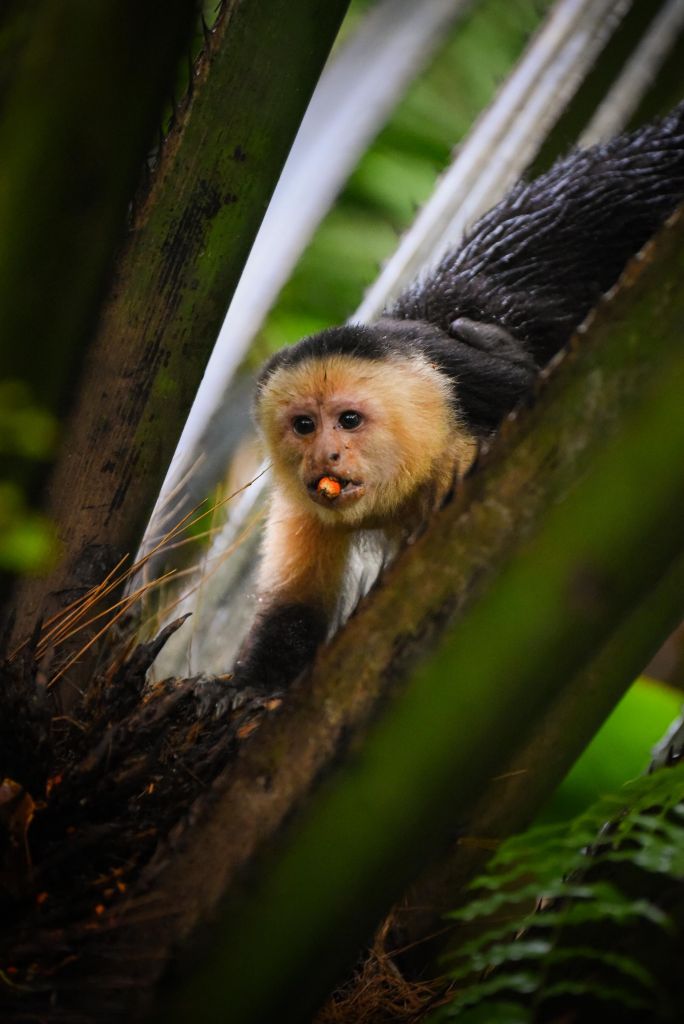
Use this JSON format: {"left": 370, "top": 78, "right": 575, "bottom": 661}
{"left": 256, "top": 353, "right": 468, "bottom": 528}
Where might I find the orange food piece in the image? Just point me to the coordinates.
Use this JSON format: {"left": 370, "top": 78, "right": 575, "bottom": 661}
{"left": 317, "top": 476, "right": 342, "bottom": 499}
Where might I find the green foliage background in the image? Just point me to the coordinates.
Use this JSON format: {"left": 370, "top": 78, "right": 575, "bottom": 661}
{"left": 544, "top": 678, "right": 682, "bottom": 823}
{"left": 433, "top": 762, "right": 684, "bottom": 1022}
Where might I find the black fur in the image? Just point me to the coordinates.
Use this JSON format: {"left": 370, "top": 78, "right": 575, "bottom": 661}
{"left": 234, "top": 603, "right": 328, "bottom": 691}
{"left": 260, "top": 102, "right": 684, "bottom": 435}
{"left": 392, "top": 102, "right": 684, "bottom": 366}
{"left": 256, "top": 319, "right": 449, "bottom": 386}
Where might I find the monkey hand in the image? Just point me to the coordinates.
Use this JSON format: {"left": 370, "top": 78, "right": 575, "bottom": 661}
{"left": 449, "top": 317, "right": 536, "bottom": 369}
{"left": 443, "top": 317, "right": 538, "bottom": 431}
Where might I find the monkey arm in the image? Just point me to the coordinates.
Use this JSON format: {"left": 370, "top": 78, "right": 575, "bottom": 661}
{"left": 232, "top": 602, "right": 329, "bottom": 692}
{"left": 233, "top": 496, "right": 351, "bottom": 690}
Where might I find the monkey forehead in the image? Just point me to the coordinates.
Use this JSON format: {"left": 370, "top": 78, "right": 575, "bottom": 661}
{"left": 256, "top": 352, "right": 451, "bottom": 425}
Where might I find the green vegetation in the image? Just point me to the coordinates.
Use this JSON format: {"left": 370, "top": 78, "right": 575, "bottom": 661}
{"left": 434, "top": 763, "right": 684, "bottom": 1022}
{"left": 543, "top": 678, "right": 683, "bottom": 824}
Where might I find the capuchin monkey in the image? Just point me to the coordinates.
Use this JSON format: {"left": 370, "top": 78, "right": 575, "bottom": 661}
{"left": 235, "top": 103, "right": 684, "bottom": 691}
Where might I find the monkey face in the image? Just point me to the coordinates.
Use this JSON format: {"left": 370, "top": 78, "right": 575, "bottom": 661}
{"left": 291, "top": 403, "right": 371, "bottom": 514}
{"left": 257, "top": 353, "right": 463, "bottom": 527}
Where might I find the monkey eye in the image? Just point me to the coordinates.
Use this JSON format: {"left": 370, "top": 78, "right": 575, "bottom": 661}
{"left": 292, "top": 415, "right": 315, "bottom": 436}
{"left": 338, "top": 410, "right": 363, "bottom": 430}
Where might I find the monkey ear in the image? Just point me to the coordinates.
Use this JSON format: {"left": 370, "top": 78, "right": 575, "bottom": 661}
{"left": 446, "top": 317, "right": 538, "bottom": 432}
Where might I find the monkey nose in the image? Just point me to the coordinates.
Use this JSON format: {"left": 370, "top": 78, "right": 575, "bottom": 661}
{"left": 328, "top": 451, "right": 340, "bottom": 463}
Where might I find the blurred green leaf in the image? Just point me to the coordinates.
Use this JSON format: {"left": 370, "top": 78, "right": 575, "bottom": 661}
{"left": 0, "top": 482, "right": 56, "bottom": 572}
{"left": 542, "top": 679, "right": 683, "bottom": 823}
{"left": 0, "top": 381, "right": 57, "bottom": 458}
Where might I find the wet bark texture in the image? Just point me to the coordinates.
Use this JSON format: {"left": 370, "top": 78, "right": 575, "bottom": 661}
{"left": 9, "top": 0, "right": 351, "bottom": 649}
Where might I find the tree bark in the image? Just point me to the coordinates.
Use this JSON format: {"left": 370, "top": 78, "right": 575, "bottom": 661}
{"left": 0, "top": 0, "right": 198, "bottom": 605}
{"left": 8, "top": 0, "right": 351, "bottom": 649}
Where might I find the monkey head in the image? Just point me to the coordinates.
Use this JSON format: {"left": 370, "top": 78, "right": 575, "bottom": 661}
{"left": 256, "top": 346, "right": 464, "bottom": 528}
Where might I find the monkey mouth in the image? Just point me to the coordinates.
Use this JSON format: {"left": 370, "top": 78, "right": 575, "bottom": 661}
{"left": 307, "top": 475, "right": 365, "bottom": 507}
